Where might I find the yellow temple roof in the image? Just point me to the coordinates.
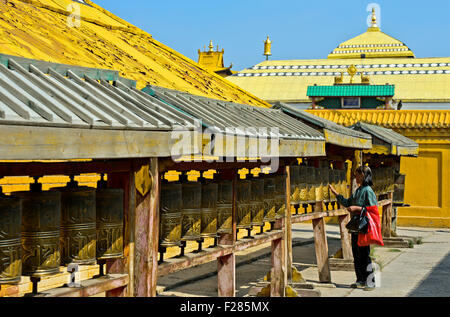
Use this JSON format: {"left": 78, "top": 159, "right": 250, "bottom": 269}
{"left": 229, "top": 9, "right": 449, "bottom": 104}
{"left": 229, "top": 57, "right": 450, "bottom": 103}
{"left": 305, "top": 110, "right": 450, "bottom": 129}
{"left": 0, "top": 0, "right": 268, "bottom": 107}
{"left": 328, "top": 8, "right": 415, "bottom": 59}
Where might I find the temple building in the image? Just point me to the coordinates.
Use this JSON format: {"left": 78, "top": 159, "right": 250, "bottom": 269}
{"left": 197, "top": 40, "right": 236, "bottom": 77}
{"left": 228, "top": 9, "right": 450, "bottom": 110}
{"left": 228, "top": 8, "right": 450, "bottom": 228}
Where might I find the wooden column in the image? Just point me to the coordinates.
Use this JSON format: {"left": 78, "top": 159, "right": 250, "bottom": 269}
{"left": 338, "top": 214, "right": 353, "bottom": 260}
{"left": 312, "top": 207, "right": 331, "bottom": 283}
{"left": 271, "top": 167, "right": 287, "bottom": 297}
{"left": 285, "top": 165, "right": 293, "bottom": 281}
{"left": 107, "top": 158, "right": 160, "bottom": 297}
{"left": 382, "top": 191, "right": 393, "bottom": 238}
{"left": 106, "top": 169, "right": 135, "bottom": 297}
{"left": 217, "top": 170, "right": 237, "bottom": 297}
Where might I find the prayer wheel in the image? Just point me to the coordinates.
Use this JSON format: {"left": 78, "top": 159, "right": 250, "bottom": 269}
{"left": 12, "top": 180, "right": 61, "bottom": 277}
{"left": 200, "top": 181, "right": 218, "bottom": 238}
{"left": 57, "top": 177, "right": 96, "bottom": 265}
{"left": 181, "top": 181, "right": 202, "bottom": 241}
{"left": 329, "top": 169, "right": 336, "bottom": 202}
{"left": 263, "top": 176, "right": 276, "bottom": 222}
{"left": 307, "top": 167, "right": 316, "bottom": 202}
{"left": 339, "top": 170, "right": 348, "bottom": 198}
{"left": 322, "top": 167, "right": 330, "bottom": 201}
{"left": 298, "top": 165, "right": 309, "bottom": 203}
{"left": 314, "top": 168, "right": 323, "bottom": 202}
{"left": 274, "top": 174, "right": 286, "bottom": 219}
{"left": 159, "top": 181, "right": 182, "bottom": 248}
{"left": 217, "top": 180, "right": 232, "bottom": 234}
{"left": 236, "top": 179, "right": 252, "bottom": 229}
{"left": 290, "top": 165, "right": 300, "bottom": 205}
{"left": 96, "top": 178, "right": 124, "bottom": 259}
{"left": 0, "top": 191, "right": 22, "bottom": 284}
{"left": 250, "top": 178, "right": 265, "bottom": 227}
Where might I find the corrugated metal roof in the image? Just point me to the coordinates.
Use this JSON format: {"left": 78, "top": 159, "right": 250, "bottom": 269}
{"left": 145, "top": 85, "right": 326, "bottom": 142}
{"left": 307, "top": 85, "right": 395, "bottom": 97}
{"left": 0, "top": 57, "right": 197, "bottom": 131}
{"left": 349, "top": 122, "right": 419, "bottom": 156}
{"left": 273, "top": 102, "right": 372, "bottom": 149}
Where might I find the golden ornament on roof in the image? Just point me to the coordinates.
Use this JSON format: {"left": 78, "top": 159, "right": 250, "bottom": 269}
{"left": 348, "top": 64, "right": 358, "bottom": 83}
{"left": 264, "top": 36, "right": 272, "bottom": 60}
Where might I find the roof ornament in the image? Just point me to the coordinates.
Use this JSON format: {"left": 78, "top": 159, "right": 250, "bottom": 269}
{"left": 208, "top": 40, "right": 214, "bottom": 52}
{"left": 263, "top": 36, "right": 272, "bottom": 60}
{"left": 371, "top": 8, "right": 378, "bottom": 28}
{"left": 348, "top": 64, "right": 358, "bottom": 83}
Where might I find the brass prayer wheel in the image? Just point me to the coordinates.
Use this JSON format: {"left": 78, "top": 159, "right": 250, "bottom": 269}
{"left": 307, "top": 167, "right": 316, "bottom": 202}
{"left": 57, "top": 178, "right": 96, "bottom": 265}
{"left": 181, "top": 181, "right": 202, "bottom": 241}
{"left": 200, "top": 181, "right": 218, "bottom": 238}
{"left": 274, "top": 174, "right": 286, "bottom": 219}
{"left": 290, "top": 165, "right": 300, "bottom": 204}
{"left": 0, "top": 193, "right": 22, "bottom": 284}
{"left": 322, "top": 167, "right": 330, "bottom": 201}
{"left": 250, "top": 178, "right": 264, "bottom": 226}
{"left": 339, "top": 170, "right": 347, "bottom": 198}
{"left": 263, "top": 176, "right": 276, "bottom": 222}
{"left": 95, "top": 178, "right": 124, "bottom": 259}
{"left": 237, "top": 179, "right": 252, "bottom": 229}
{"left": 159, "top": 181, "right": 182, "bottom": 247}
{"left": 217, "top": 180, "right": 232, "bottom": 234}
{"left": 298, "top": 165, "right": 309, "bottom": 203}
{"left": 12, "top": 180, "right": 61, "bottom": 277}
{"left": 329, "top": 169, "right": 337, "bottom": 202}
{"left": 314, "top": 168, "right": 323, "bottom": 202}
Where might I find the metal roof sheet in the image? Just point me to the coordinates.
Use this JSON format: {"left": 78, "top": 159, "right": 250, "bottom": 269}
{"left": 273, "top": 102, "right": 372, "bottom": 149}
{"left": 307, "top": 85, "right": 395, "bottom": 97}
{"left": 0, "top": 57, "right": 197, "bottom": 131}
{"left": 349, "top": 122, "right": 419, "bottom": 156}
{"left": 145, "top": 85, "right": 326, "bottom": 142}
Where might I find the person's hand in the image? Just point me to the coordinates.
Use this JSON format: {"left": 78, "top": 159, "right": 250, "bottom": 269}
{"left": 328, "top": 184, "right": 338, "bottom": 196}
{"left": 347, "top": 206, "right": 362, "bottom": 213}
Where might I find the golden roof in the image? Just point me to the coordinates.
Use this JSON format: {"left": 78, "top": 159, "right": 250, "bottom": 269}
{"left": 0, "top": 0, "right": 268, "bottom": 107}
{"left": 229, "top": 57, "right": 450, "bottom": 103}
{"left": 328, "top": 8, "right": 414, "bottom": 59}
{"left": 197, "top": 41, "right": 236, "bottom": 76}
{"left": 305, "top": 110, "right": 450, "bottom": 129}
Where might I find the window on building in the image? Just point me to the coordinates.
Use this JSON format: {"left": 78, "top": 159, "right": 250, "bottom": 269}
{"left": 342, "top": 97, "right": 361, "bottom": 108}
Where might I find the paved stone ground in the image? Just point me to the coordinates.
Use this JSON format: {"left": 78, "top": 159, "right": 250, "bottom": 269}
{"left": 157, "top": 223, "right": 450, "bottom": 297}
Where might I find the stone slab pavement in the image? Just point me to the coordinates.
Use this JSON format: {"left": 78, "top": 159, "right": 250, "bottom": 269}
{"left": 157, "top": 223, "right": 450, "bottom": 297}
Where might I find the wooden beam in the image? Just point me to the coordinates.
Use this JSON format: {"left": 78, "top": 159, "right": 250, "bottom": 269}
{"left": 0, "top": 125, "right": 177, "bottom": 161}
{"left": 0, "top": 159, "right": 148, "bottom": 177}
{"left": 29, "top": 274, "right": 129, "bottom": 297}
{"left": 147, "top": 158, "right": 160, "bottom": 297}
{"left": 381, "top": 192, "right": 393, "bottom": 238}
{"left": 338, "top": 214, "right": 353, "bottom": 260}
{"left": 285, "top": 165, "right": 293, "bottom": 282}
{"left": 217, "top": 170, "right": 237, "bottom": 297}
{"left": 312, "top": 212, "right": 331, "bottom": 283}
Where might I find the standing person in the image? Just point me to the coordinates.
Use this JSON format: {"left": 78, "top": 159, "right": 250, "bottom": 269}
{"left": 329, "top": 165, "right": 383, "bottom": 291}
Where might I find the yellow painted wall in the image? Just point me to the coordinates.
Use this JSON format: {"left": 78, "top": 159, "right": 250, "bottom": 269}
{"left": 397, "top": 139, "right": 450, "bottom": 227}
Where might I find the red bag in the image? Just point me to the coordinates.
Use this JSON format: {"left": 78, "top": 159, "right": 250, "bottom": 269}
{"left": 358, "top": 205, "right": 384, "bottom": 247}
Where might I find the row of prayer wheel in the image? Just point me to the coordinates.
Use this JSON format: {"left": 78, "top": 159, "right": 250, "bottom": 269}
{"left": 159, "top": 174, "right": 287, "bottom": 248}
{"left": 0, "top": 176, "right": 124, "bottom": 285}
{"left": 289, "top": 165, "right": 348, "bottom": 205}
{"left": 372, "top": 167, "right": 395, "bottom": 195}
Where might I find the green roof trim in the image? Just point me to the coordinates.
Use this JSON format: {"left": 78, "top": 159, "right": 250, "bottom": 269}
{"left": 307, "top": 85, "right": 395, "bottom": 97}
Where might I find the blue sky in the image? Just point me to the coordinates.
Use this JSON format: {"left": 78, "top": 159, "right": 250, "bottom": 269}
{"left": 94, "top": 0, "right": 450, "bottom": 71}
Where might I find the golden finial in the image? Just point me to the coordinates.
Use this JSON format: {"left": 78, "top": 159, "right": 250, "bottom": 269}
{"left": 371, "top": 7, "right": 378, "bottom": 28}
{"left": 348, "top": 65, "right": 358, "bottom": 83}
{"left": 208, "top": 40, "right": 214, "bottom": 52}
{"left": 263, "top": 35, "right": 272, "bottom": 60}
